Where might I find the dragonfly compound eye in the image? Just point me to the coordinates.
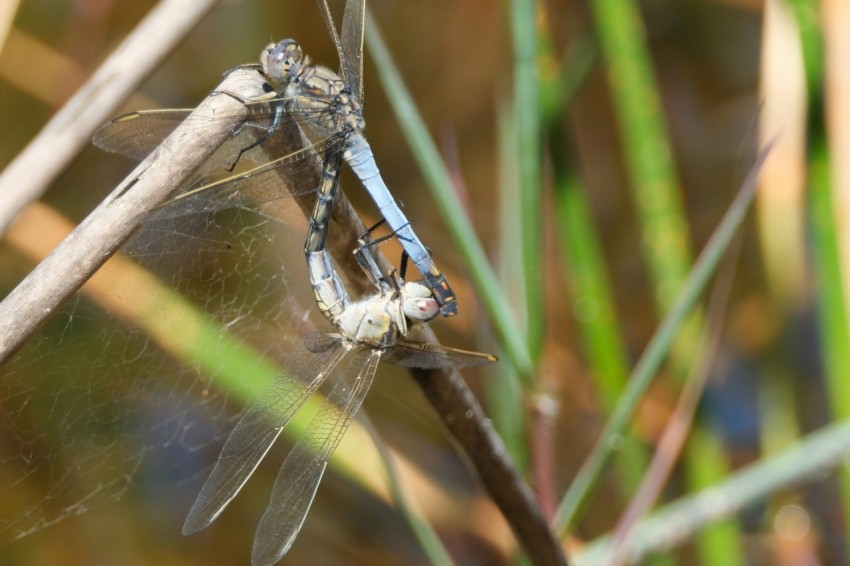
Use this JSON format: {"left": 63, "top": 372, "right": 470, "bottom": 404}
{"left": 259, "top": 42, "right": 276, "bottom": 72}
{"left": 403, "top": 297, "right": 440, "bottom": 322}
{"left": 266, "top": 39, "right": 304, "bottom": 85}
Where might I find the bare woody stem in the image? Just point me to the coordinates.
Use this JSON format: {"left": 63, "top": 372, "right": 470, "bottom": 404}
{"left": 0, "top": 71, "right": 567, "bottom": 566}
{"left": 262, "top": 80, "right": 569, "bottom": 566}
{"left": 0, "top": 69, "right": 264, "bottom": 363}
{"left": 0, "top": 0, "right": 218, "bottom": 235}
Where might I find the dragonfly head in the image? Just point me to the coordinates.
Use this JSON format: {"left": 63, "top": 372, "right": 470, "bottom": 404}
{"left": 401, "top": 282, "right": 440, "bottom": 322}
{"left": 262, "top": 39, "right": 305, "bottom": 89}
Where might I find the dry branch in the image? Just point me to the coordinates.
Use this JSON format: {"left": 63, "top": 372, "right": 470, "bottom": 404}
{"left": 0, "top": 68, "right": 261, "bottom": 362}
{"left": 0, "top": 0, "right": 218, "bottom": 235}
{"left": 0, "top": 72, "right": 567, "bottom": 566}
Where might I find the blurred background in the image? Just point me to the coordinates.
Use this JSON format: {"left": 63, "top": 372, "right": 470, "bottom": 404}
{"left": 1, "top": 0, "right": 844, "bottom": 564}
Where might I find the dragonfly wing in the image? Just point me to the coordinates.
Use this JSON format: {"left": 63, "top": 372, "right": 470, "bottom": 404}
{"left": 182, "top": 341, "right": 349, "bottom": 534}
{"left": 315, "top": 0, "right": 347, "bottom": 85}
{"left": 144, "top": 133, "right": 347, "bottom": 222}
{"left": 93, "top": 108, "right": 278, "bottom": 185}
{"left": 93, "top": 109, "right": 193, "bottom": 160}
{"left": 93, "top": 92, "right": 336, "bottom": 155}
{"left": 340, "top": 0, "right": 365, "bottom": 101}
{"left": 382, "top": 340, "right": 498, "bottom": 369}
{"left": 303, "top": 330, "right": 344, "bottom": 354}
{"left": 251, "top": 347, "right": 381, "bottom": 565}
{"left": 94, "top": 107, "right": 342, "bottom": 222}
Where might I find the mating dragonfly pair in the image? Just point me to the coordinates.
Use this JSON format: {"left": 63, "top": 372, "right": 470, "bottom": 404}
{"left": 95, "top": 0, "right": 495, "bottom": 564}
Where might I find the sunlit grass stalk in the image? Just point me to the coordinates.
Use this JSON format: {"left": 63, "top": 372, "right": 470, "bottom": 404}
{"left": 5, "top": 204, "right": 437, "bottom": 553}
{"left": 509, "top": 0, "right": 544, "bottom": 366}
{"left": 809, "top": 136, "right": 850, "bottom": 545}
{"left": 754, "top": 5, "right": 810, "bottom": 556}
{"left": 590, "top": 0, "right": 693, "bottom": 306}
{"left": 756, "top": 368, "right": 810, "bottom": 560}
{"left": 553, "top": 162, "right": 672, "bottom": 566}
{"left": 822, "top": 0, "right": 850, "bottom": 548}
{"left": 588, "top": 0, "right": 742, "bottom": 561}
{"left": 363, "top": 10, "right": 534, "bottom": 383}
{"left": 785, "top": 0, "right": 824, "bottom": 94}
{"left": 489, "top": 95, "right": 530, "bottom": 468}
{"left": 574, "top": 417, "right": 850, "bottom": 564}
{"left": 553, "top": 144, "right": 771, "bottom": 533}
{"left": 362, "top": 416, "right": 455, "bottom": 566}
{"left": 552, "top": 173, "right": 630, "bottom": 407}
{"left": 554, "top": 171, "right": 652, "bottom": 492}
{"left": 681, "top": 428, "right": 741, "bottom": 565}
{"left": 792, "top": 0, "right": 850, "bottom": 545}
{"left": 540, "top": 30, "right": 629, "bottom": 425}
{"left": 540, "top": 29, "right": 652, "bottom": 501}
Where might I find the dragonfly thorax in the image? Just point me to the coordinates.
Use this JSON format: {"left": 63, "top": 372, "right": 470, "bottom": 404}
{"left": 261, "top": 39, "right": 364, "bottom": 140}
{"left": 337, "top": 294, "right": 401, "bottom": 347}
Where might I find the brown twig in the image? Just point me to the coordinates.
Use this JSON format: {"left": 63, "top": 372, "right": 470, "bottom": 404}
{"left": 531, "top": 390, "right": 560, "bottom": 521}
{"left": 0, "top": 0, "right": 218, "bottom": 235}
{"left": 0, "top": 67, "right": 567, "bottom": 565}
{"left": 261, "top": 90, "right": 568, "bottom": 566}
{"left": 262, "top": 108, "right": 567, "bottom": 565}
{"left": 409, "top": 359, "right": 568, "bottom": 566}
{"left": 0, "top": 68, "right": 262, "bottom": 363}
{"left": 0, "top": 0, "right": 21, "bottom": 53}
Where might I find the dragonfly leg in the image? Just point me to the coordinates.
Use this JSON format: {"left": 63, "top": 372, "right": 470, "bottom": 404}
{"left": 354, "top": 219, "right": 422, "bottom": 288}
{"left": 207, "top": 89, "right": 286, "bottom": 172}
{"left": 399, "top": 249, "right": 410, "bottom": 282}
{"left": 354, "top": 218, "right": 421, "bottom": 292}
{"left": 224, "top": 103, "right": 284, "bottom": 171}
{"left": 377, "top": 197, "right": 420, "bottom": 251}
{"left": 361, "top": 217, "right": 388, "bottom": 235}
{"left": 352, "top": 240, "right": 390, "bottom": 293}
{"left": 357, "top": 218, "right": 413, "bottom": 248}
{"left": 209, "top": 87, "right": 278, "bottom": 105}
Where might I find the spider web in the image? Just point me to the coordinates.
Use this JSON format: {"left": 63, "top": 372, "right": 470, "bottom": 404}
{"left": 0, "top": 204, "right": 319, "bottom": 542}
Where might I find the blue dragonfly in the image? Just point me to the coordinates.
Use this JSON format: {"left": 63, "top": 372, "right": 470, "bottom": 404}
{"left": 94, "top": 0, "right": 457, "bottom": 318}
{"left": 93, "top": 1, "right": 492, "bottom": 563}
{"left": 182, "top": 238, "right": 493, "bottom": 564}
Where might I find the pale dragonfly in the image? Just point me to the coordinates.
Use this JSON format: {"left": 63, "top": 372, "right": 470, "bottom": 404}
{"left": 179, "top": 227, "right": 494, "bottom": 564}
{"left": 93, "top": 0, "right": 458, "bottom": 318}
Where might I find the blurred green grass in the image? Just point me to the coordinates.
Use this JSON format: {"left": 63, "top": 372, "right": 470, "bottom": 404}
{"left": 2, "top": 0, "right": 849, "bottom": 564}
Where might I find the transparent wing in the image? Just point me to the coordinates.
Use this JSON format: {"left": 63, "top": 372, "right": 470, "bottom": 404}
{"left": 145, "top": 133, "right": 346, "bottom": 222}
{"left": 182, "top": 340, "right": 349, "bottom": 535}
{"left": 94, "top": 108, "right": 195, "bottom": 161}
{"left": 340, "top": 0, "right": 365, "bottom": 101}
{"left": 94, "top": 108, "right": 347, "bottom": 222}
{"left": 382, "top": 340, "right": 498, "bottom": 369}
{"left": 303, "top": 329, "right": 343, "bottom": 354}
{"left": 314, "top": 0, "right": 364, "bottom": 100}
{"left": 303, "top": 331, "right": 496, "bottom": 369}
{"left": 251, "top": 347, "right": 381, "bottom": 566}
{"left": 315, "top": 0, "right": 347, "bottom": 85}
{"left": 93, "top": 98, "right": 332, "bottom": 163}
